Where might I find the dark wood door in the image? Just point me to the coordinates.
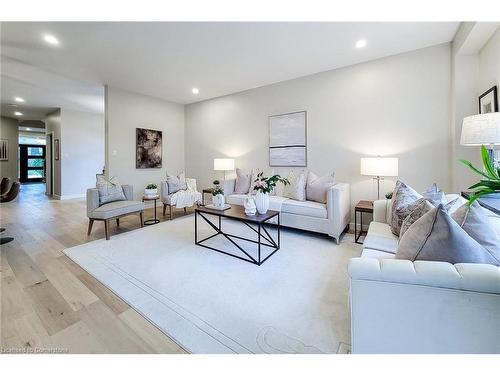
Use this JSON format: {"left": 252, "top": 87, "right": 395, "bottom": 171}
{"left": 19, "top": 144, "right": 46, "bottom": 183}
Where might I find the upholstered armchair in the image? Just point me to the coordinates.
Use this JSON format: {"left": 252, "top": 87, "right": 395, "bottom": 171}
{"left": 161, "top": 178, "right": 201, "bottom": 220}
{"left": 86, "top": 184, "right": 145, "bottom": 240}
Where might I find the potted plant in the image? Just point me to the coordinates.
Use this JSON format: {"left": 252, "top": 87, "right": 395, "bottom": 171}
{"left": 145, "top": 183, "right": 158, "bottom": 197}
{"left": 461, "top": 145, "right": 500, "bottom": 204}
{"left": 212, "top": 180, "right": 225, "bottom": 208}
{"left": 253, "top": 172, "right": 289, "bottom": 214}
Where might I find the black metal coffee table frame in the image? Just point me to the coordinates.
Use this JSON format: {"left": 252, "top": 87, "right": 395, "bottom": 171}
{"left": 195, "top": 207, "right": 280, "bottom": 266}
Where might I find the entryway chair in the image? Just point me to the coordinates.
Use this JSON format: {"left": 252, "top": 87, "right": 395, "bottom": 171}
{"left": 1, "top": 181, "right": 20, "bottom": 245}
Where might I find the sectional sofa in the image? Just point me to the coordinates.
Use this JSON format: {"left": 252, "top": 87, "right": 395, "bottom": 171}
{"left": 222, "top": 178, "right": 351, "bottom": 243}
{"left": 348, "top": 194, "right": 500, "bottom": 354}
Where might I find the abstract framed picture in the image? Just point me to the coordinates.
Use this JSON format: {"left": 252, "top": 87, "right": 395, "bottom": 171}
{"left": 0, "top": 139, "right": 8, "bottom": 161}
{"left": 136, "top": 128, "right": 162, "bottom": 169}
{"left": 269, "top": 111, "right": 307, "bottom": 167}
{"left": 479, "top": 86, "right": 498, "bottom": 114}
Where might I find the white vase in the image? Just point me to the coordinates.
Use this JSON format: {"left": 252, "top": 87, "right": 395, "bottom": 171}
{"left": 255, "top": 191, "right": 269, "bottom": 214}
{"left": 213, "top": 193, "right": 225, "bottom": 208}
{"left": 144, "top": 188, "right": 158, "bottom": 197}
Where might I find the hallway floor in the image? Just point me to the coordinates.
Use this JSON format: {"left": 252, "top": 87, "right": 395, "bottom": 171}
{"left": 1, "top": 189, "right": 189, "bottom": 353}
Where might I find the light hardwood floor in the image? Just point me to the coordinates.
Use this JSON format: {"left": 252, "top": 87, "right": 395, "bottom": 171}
{"left": 1, "top": 183, "right": 188, "bottom": 353}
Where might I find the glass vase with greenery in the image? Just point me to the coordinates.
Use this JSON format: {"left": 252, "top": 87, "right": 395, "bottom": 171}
{"left": 461, "top": 145, "right": 500, "bottom": 204}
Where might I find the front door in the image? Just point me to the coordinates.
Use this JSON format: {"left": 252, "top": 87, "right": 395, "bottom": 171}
{"left": 19, "top": 144, "right": 46, "bottom": 183}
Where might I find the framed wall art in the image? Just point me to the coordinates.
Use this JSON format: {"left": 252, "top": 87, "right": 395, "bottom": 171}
{"left": 269, "top": 111, "right": 307, "bottom": 167}
{"left": 136, "top": 128, "right": 162, "bottom": 168}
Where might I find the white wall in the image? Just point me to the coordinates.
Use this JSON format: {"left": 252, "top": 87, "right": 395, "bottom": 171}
{"left": 61, "top": 109, "right": 105, "bottom": 197}
{"left": 0, "top": 116, "right": 19, "bottom": 181}
{"left": 185, "top": 44, "right": 452, "bottom": 219}
{"left": 478, "top": 27, "right": 500, "bottom": 92}
{"left": 105, "top": 86, "right": 185, "bottom": 201}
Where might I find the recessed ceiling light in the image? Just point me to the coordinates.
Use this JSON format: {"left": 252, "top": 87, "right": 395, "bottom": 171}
{"left": 192, "top": 87, "right": 199, "bottom": 95}
{"left": 14, "top": 111, "right": 23, "bottom": 116}
{"left": 355, "top": 39, "right": 367, "bottom": 49}
{"left": 26, "top": 128, "right": 32, "bottom": 131}
{"left": 43, "top": 34, "right": 60, "bottom": 46}
{"left": 14, "top": 97, "right": 25, "bottom": 103}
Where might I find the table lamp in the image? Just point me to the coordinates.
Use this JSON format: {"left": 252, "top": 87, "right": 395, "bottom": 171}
{"left": 461, "top": 112, "right": 500, "bottom": 167}
{"left": 213, "top": 158, "right": 235, "bottom": 181}
{"left": 361, "top": 157, "right": 399, "bottom": 199}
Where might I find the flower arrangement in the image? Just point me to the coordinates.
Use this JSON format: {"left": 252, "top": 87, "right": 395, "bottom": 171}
{"left": 461, "top": 145, "right": 500, "bottom": 204}
{"left": 146, "top": 183, "right": 158, "bottom": 189}
{"left": 212, "top": 180, "right": 224, "bottom": 196}
{"left": 252, "top": 172, "right": 289, "bottom": 194}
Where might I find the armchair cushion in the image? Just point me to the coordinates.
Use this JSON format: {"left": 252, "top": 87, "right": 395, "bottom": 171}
{"left": 96, "top": 175, "right": 126, "bottom": 205}
{"left": 90, "top": 200, "right": 145, "bottom": 220}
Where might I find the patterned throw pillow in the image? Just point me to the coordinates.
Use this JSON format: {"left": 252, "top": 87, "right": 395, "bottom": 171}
{"left": 422, "top": 183, "right": 446, "bottom": 206}
{"left": 166, "top": 172, "right": 187, "bottom": 194}
{"left": 283, "top": 171, "right": 306, "bottom": 201}
{"left": 452, "top": 201, "right": 500, "bottom": 264}
{"left": 306, "top": 171, "right": 335, "bottom": 203}
{"left": 396, "top": 205, "right": 500, "bottom": 266}
{"left": 390, "top": 180, "right": 423, "bottom": 236}
{"left": 96, "top": 175, "right": 126, "bottom": 205}
{"left": 234, "top": 168, "right": 252, "bottom": 194}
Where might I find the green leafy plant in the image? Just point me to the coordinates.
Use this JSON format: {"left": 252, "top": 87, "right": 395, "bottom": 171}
{"left": 253, "top": 172, "right": 290, "bottom": 194}
{"left": 212, "top": 181, "right": 224, "bottom": 196}
{"left": 146, "top": 183, "right": 158, "bottom": 189}
{"left": 385, "top": 191, "right": 393, "bottom": 199}
{"left": 213, "top": 180, "right": 220, "bottom": 186}
{"left": 460, "top": 145, "right": 500, "bottom": 204}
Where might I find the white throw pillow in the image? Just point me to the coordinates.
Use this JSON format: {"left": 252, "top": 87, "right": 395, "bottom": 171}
{"left": 306, "top": 171, "right": 335, "bottom": 203}
{"left": 283, "top": 171, "right": 306, "bottom": 201}
{"left": 234, "top": 168, "right": 251, "bottom": 194}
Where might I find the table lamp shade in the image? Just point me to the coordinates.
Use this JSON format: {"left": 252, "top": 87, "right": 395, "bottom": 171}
{"left": 461, "top": 113, "right": 500, "bottom": 146}
{"left": 213, "top": 158, "right": 235, "bottom": 171}
{"left": 360, "top": 157, "right": 399, "bottom": 177}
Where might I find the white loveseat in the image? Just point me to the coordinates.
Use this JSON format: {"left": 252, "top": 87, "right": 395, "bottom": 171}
{"left": 348, "top": 194, "right": 500, "bottom": 354}
{"left": 222, "top": 179, "right": 350, "bottom": 243}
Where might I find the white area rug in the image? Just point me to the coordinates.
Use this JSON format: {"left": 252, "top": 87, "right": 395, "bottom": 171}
{"left": 64, "top": 215, "right": 361, "bottom": 353}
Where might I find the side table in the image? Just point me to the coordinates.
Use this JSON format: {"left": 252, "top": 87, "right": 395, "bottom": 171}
{"left": 355, "top": 200, "right": 373, "bottom": 244}
{"left": 201, "top": 188, "right": 213, "bottom": 206}
{"left": 142, "top": 195, "right": 160, "bottom": 225}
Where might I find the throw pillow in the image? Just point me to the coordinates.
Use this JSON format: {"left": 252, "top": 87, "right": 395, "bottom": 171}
{"left": 96, "top": 175, "right": 126, "bottom": 205}
{"left": 306, "top": 171, "right": 335, "bottom": 203}
{"left": 283, "top": 171, "right": 306, "bottom": 201}
{"left": 390, "top": 180, "right": 423, "bottom": 236}
{"left": 422, "top": 182, "right": 446, "bottom": 206}
{"left": 452, "top": 201, "right": 500, "bottom": 264}
{"left": 399, "top": 197, "right": 459, "bottom": 239}
{"left": 396, "top": 205, "right": 500, "bottom": 265}
{"left": 234, "top": 168, "right": 252, "bottom": 194}
{"left": 166, "top": 172, "right": 187, "bottom": 194}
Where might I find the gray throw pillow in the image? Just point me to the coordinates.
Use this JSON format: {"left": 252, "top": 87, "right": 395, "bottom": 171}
{"left": 396, "top": 205, "right": 500, "bottom": 265}
{"left": 306, "top": 171, "right": 335, "bottom": 203}
{"left": 166, "top": 172, "right": 187, "bottom": 194}
{"left": 234, "top": 168, "right": 251, "bottom": 194}
{"left": 390, "top": 180, "right": 423, "bottom": 236}
{"left": 422, "top": 183, "right": 446, "bottom": 206}
{"left": 452, "top": 201, "right": 500, "bottom": 264}
{"left": 283, "top": 171, "right": 306, "bottom": 201}
{"left": 96, "top": 175, "right": 126, "bottom": 205}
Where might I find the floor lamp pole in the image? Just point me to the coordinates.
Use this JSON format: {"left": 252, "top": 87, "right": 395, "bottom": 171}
{"left": 374, "top": 176, "right": 383, "bottom": 200}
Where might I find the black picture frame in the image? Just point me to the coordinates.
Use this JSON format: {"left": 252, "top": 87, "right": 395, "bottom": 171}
{"left": 478, "top": 86, "right": 498, "bottom": 114}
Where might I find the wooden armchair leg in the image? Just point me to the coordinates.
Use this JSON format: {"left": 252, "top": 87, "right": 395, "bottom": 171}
{"left": 139, "top": 211, "right": 144, "bottom": 227}
{"left": 87, "top": 219, "right": 94, "bottom": 236}
{"left": 116, "top": 218, "right": 120, "bottom": 227}
{"left": 170, "top": 205, "right": 173, "bottom": 220}
{"left": 184, "top": 207, "right": 187, "bottom": 214}
{"left": 163, "top": 204, "right": 166, "bottom": 216}
{"left": 104, "top": 220, "right": 110, "bottom": 240}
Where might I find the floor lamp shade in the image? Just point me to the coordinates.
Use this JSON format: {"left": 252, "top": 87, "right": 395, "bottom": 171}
{"left": 360, "top": 157, "right": 399, "bottom": 177}
{"left": 460, "top": 113, "right": 500, "bottom": 146}
{"left": 213, "top": 158, "right": 235, "bottom": 171}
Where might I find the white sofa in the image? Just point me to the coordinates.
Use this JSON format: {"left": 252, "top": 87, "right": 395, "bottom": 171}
{"left": 222, "top": 179, "right": 350, "bottom": 243}
{"left": 348, "top": 194, "right": 500, "bottom": 354}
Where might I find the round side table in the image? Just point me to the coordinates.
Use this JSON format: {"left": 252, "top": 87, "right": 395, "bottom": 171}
{"left": 142, "top": 195, "right": 160, "bottom": 225}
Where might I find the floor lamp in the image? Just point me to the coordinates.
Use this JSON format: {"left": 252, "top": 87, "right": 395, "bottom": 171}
{"left": 361, "top": 157, "right": 399, "bottom": 199}
{"left": 213, "top": 158, "right": 235, "bottom": 181}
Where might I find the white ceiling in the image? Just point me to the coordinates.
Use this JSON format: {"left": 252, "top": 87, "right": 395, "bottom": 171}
{"left": 1, "top": 22, "right": 460, "bottom": 120}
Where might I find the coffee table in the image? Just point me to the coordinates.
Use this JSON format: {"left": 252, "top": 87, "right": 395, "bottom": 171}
{"left": 195, "top": 205, "right": 280, "bottom": 266}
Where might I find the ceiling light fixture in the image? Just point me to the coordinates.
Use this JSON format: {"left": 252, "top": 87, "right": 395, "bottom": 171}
{"left": 43, "top": 34, "right": 60, "bottom": 46}
{"left": 192, "top": 87, "right": 199, "bottom": 95}
{"left": 14, "top": 97, "right": 25, "bottom": 103}
{"left": 26, "top": 128, "right": 32, "bottom": 131}
{"left": 355, "top": 39, "right": 367, "bottom": 49}
{"left": 14, "top": 111, "right": 23, "bottom": 116}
